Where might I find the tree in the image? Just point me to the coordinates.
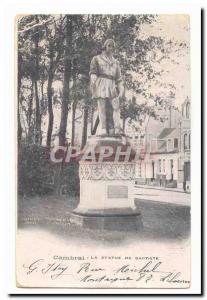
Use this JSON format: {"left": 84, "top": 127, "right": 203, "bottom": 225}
{"left": 71, "top": 74, "right": 78, "bottom": 146}
{"left": 33, "top": 16, "right": 42, "bottom": 144}
{"left": 59, "top": 16, "right": 73, "bottom": 146}
{"left": 17, "top": 14, "right": 188, "bottom": 148}
{"left": 44, "top": 16, "right": 65, "bottom": 146}
{"left": 18, "top": 51, "right": 23, "bottom": 145}
{"left": 27, "top": 79, "right": 34, "bottom": 143}
{"left": 18, "top": 15, "right": 49, "bottom": 145}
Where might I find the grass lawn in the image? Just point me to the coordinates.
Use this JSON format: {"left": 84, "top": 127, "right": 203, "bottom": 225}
{"left": 18, "top": 194, "right": 190, "bottom": 244}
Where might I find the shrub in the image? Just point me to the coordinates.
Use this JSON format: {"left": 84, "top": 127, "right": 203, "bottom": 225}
{"left": 18, "top": 144, "right": 80, "bottom": 196}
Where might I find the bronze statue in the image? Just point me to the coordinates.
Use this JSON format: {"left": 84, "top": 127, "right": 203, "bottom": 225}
{"left": 90, "top": 39, "right": 125, "bottom": 135}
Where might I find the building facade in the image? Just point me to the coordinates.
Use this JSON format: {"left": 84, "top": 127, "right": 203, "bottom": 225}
{"left": 177, "top": 97, "right": 191, "bottom": 191}
{"left": 134, "top": 98, "right": 191, "bottom": 192}
{"left": 135, "top": 128, "right": 180, "bottom": 188}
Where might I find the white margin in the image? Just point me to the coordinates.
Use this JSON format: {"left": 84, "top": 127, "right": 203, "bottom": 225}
{"left": 0, "top": 0, "right": 202, "bottom": 296}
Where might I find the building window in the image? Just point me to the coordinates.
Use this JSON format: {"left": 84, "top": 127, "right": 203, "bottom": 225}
{"left": 189, "top": 133, "right": 191, "bottom": 149}
{"left": 168, "top": 139, "right": 173, "bottom": 151}
{"left": 163, "top": 159, "right": 166, "bottom": 173}
{"left": 186, "top": 102, "right": 190, "bottom": 119}
{"left": 139, "top": 136, "right": 144, "bottom": 146}
{"left": 138, "top": 162, "right": 142, "bottom": 177}
{"left": 170, "top": 159, "right": 174, "bottom": 180}
{"left": 184, "top": 133, "right": 188, "bottom": 150}
{"left": 158, "top": 159, "right": 162, "bottom": 173}
{"left": 152, "top": 161, "right": 155, "bottom": 179}
{"left": 174, "top": 138, "right": 178, "bottom": 148}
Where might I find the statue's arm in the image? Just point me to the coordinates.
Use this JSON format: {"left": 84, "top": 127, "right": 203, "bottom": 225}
{"left": 89, "top": 56, "right": 98, "bottom": 91}
{"left": 116, "top": 63, "right": 125, "bottom": 99}
{"left": 90, "top": 74, "right": 97, "bottom": 90}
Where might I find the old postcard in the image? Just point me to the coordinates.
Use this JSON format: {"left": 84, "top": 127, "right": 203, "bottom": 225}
{"left": 16, "top": 13, "right": 195, "bottom": 291}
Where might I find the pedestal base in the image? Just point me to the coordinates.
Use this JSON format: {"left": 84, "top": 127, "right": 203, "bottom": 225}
{"left": 70, "top": 134, "right": 143, "bottom": 232}
{"left": 70, "top": 207, "right": 143, "bottom": 231}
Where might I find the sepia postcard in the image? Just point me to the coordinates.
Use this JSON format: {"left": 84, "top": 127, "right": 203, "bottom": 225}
{"left": 15, "top": 11, "right": 200, "bottom": 293}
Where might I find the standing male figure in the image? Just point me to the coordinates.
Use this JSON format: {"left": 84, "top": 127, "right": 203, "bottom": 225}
{"left": 90, "top": 39, "right": 125, "bottom": 135}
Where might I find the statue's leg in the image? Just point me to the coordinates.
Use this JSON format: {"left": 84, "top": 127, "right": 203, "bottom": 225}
{"left": 97, "top": 98, "right": 107, "bottom": 135}
{"left": 106, "top": 100, "right": 114, "bottom": 134}
{"left": 111, "top": 97, "right": 121, "bottom": 134}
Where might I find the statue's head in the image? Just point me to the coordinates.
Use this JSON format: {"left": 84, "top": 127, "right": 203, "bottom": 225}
{"left": 102, "top": 39, "right": 116, "bottom": 55}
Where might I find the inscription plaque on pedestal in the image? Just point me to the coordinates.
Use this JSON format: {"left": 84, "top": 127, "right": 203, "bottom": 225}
{"left": 107, "top": 185, "right": 128, "bottom": 198}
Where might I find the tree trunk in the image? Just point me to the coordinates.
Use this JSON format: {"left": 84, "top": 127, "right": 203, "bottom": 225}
{"left": 34, "top": 16, "right": 41, "bottom": 145}
{"left": 34, "top": 79, "right": 41, "bottom": 144}
{"left": 18, "top": 110, "right": 22, "bottom": 146}
{"left": 71, "top": 99, "right": 77, "bottom": 146}
{"left": 27, "top": 79, "right": 34, "bottom": 143}
{"left": 46, "top": 74, "right": 54, "bottom": 147}
{"left": 56, "top": 16, "right": 73, "bottom": 196}
{"left": 18, "top": 53, "right": 23, "bottom": 146}
{"left": 122, "top": 117, "right": 126, "bottom": 132}
{"left": 81, "top": 101, "right": 89, "bottom": 148}
{"left": 59, "top": 16, "right": 73, "bottom": 146}
{"left": 92, "top": 116, "right": 99, "bottom": 135}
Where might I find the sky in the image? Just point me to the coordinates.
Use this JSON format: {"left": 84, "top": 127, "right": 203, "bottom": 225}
{"left": 139, "top": 14, "right": 190, "bottom": 109}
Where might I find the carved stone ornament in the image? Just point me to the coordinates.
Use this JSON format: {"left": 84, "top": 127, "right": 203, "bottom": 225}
{"left": 79, "top": 162, "right": 135, "bottom": 180}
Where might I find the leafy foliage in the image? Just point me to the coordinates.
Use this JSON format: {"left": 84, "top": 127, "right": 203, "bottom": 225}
{"left": 17, "top": 14, "right": 188, "bottom": 195}
{"left": 18, "top": 14, "right": 187, "bottom": 142}
{"left": 18, "top": 144, "right": 79, "bottom": 196}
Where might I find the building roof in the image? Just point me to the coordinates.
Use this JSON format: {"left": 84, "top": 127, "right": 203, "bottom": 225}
{"left": 158, "top": 128, "right": 177, "bottom": 139}
{"left": 150, "top": 128, "right": 179, "bottom": 154}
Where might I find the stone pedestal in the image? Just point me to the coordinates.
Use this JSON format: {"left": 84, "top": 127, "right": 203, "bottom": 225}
{"left": 70, "top": 135, "right": 143, "bottom": 231}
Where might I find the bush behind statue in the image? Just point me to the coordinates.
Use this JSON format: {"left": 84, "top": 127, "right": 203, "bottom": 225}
{"left": 18, "top": 144, "right": 80, "bottom": 196}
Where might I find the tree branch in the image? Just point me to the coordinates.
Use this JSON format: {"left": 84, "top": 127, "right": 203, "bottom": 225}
{"left": 18, "top": 17, "right": 54, "bottom": 34}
